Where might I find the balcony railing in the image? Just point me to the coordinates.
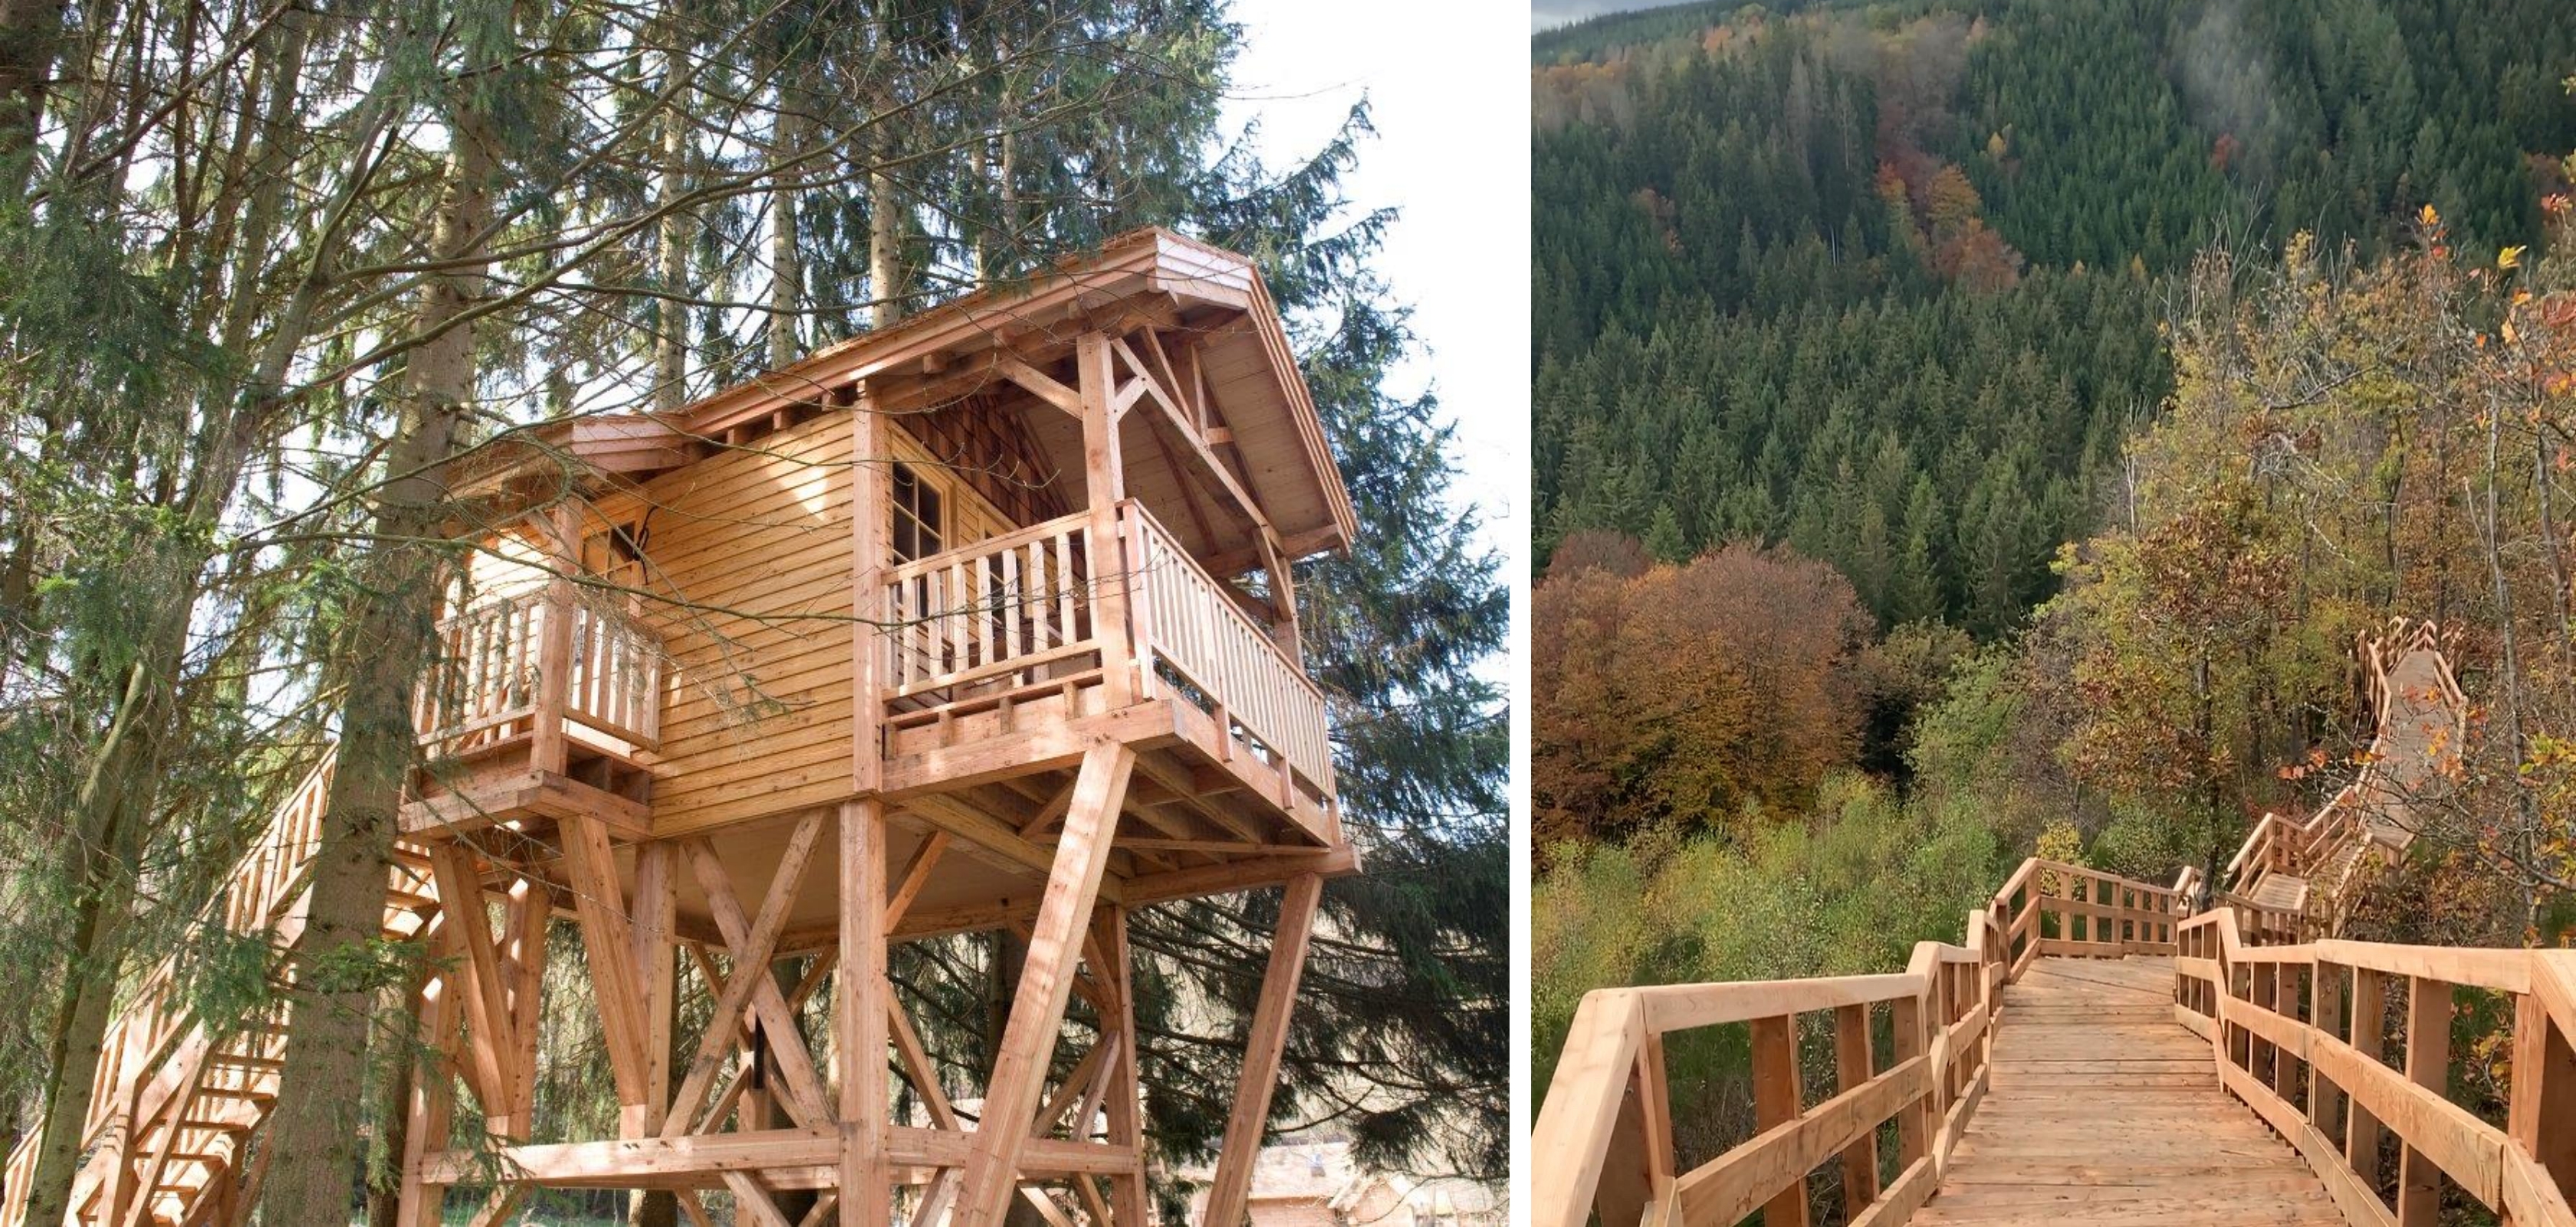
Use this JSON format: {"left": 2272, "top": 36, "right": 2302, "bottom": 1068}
{"left": 415, "top": 587, "right": 664, "bottom": 761}
{"left": 875, "top": 500, "right": 1333, "bottom": 800}
{"left": 1122, "top": 502, "right": 1335, "bottom": 797}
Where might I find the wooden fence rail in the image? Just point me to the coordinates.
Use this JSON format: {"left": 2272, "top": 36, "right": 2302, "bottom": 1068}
{"left": 2175, "top": 908, "right": 2576, "bottom": 1227}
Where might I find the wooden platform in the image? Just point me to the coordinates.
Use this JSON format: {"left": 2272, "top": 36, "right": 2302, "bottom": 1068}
{"left": 1924, "top": 957, "right": 2348, "bottom": 1227}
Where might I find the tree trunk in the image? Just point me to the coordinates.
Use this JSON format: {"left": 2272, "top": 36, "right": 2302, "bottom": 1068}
{"left": 0, "top": 0, "right": 67, "bottom": 194}
{"left": 869, "top": 161, "right": 902, "bottom": 328}
{"left": 655, "top": 44, "right": 688, "bottom": 413}
{"left": 767, "top": 64, "right": 805, "bottom": 370}
{"left": 254, "top": 104, "right": 494, "bottom": 1227}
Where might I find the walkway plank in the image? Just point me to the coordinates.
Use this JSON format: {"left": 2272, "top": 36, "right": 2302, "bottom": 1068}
{"left": 1921, "top": 956, "right": 2353, "bottom": 1227}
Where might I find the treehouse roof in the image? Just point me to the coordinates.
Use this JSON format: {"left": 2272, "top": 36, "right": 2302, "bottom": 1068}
{"left": 453, "top": 228, "right": 1357, "bottom": 571}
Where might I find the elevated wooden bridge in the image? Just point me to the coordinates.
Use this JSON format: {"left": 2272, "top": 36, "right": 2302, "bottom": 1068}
{"left": 1534, "top": 624, "right": 2576, "bottom": 1227}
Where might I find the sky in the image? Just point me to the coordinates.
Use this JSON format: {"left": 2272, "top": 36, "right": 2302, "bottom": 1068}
{"left": 1531, "top": 0, "right": 1689, "bottom": 33}
{"left": 1221, "top": 0, "right": 1531, "bottom": 579}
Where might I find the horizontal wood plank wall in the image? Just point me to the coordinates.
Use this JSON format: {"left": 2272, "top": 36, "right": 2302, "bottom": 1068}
{"left": 627, "top": 412, "right": 859, "bottom": 836}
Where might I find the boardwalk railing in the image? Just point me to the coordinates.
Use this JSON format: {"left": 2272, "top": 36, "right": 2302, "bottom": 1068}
{"left": 2176, "top": 908, "right": 2576, "bottom": 1227}
{"left": 2215, "top": 620, "right": 2468, "bottom": 934}
{"left": 1533, "top": 856, "right": 2174, "bottom": 1227}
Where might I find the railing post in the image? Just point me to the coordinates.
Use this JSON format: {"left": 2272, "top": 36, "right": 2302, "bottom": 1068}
{"left": 2348, "top": 968, "right": 2387, "bottom": 1190}
{"left": 2508, "top": 960, "right": 2576, "bottom": 1194}
{"left": 1892, "top": 989, "right": 1930, "bottom": 1169}
{"left": 1750, "top": 1013, "right": 1810, "bottom": 1227}
{"left": 2397, "top": 976, "right": 2453, "bottom": 1227}
{"left": 1833, "top": 1002, "right": 1879, "bottom": 1207}
{"left": 2313, "top": 961, "right": 2348, "bottom": 1133}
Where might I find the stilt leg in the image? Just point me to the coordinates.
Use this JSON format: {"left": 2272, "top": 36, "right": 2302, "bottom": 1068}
{"left": 953, "top": 743, "right": 1134, "bottom": 1227}
{"left": 839, "top": 799, "right": 892, "bottom": 1226}
{"left": 1200, "top": 873, "right": 1324, "bottom": 1227}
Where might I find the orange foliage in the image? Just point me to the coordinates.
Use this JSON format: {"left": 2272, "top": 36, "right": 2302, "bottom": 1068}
{"left": 1534, "top": 540, "right": 1873, "bottom": 850}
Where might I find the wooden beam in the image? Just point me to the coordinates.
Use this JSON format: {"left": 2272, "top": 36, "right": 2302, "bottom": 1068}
{"left": 424, "top": 846, "right": 514, "bottom": 1126}
{"left": 1750, "top": 1012, "right": 1811, "bottom": 1227}
{"left": 853, "top": 380, "right": 889, "bottom": 794}
{"left": 1075, "top": 334, "right": 1134, "bottom": 708}
{"left": 1098, "top": 906, "right": 1149, "bottom": 1227}
{"left": 560, "top": 812, "right": 649, "bottom": 1107}
{"left": 884, "top": 830, "right": 951, "bottom": 931}
{"left": 668, "top": 817, "right": 830, "bottom": 1133}
{"left": 2398, "top": 976, "right": 2452, "bottom": 1227}
{"left": 630, "top": 841, "right": 679, "bottom": 1138}
{"left": 1199, "top": 873, "right": 1324, "bottom": 1227}
{"left": 839, "top": 800, "right": 894, "bottom": 1222}
{"left": 952, "top": 742, "right": 1135, "bottom": 1226}
{"left": 993, "top": 353, "right": 1083, "bottom": 419}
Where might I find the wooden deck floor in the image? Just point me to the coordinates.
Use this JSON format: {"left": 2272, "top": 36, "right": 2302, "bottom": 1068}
{"left": 1921, "top": 956, "right": 2350, "bottom": 1226}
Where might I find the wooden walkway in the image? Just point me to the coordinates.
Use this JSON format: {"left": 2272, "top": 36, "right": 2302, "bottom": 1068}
{"left": 1924, "top": 957, "right": 2347, "bottom": 1226}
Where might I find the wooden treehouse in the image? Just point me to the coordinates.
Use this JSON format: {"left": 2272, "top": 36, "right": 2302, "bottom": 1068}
{"left": 1534, "top": 630, "right": 2576, "bottom": 1227}
{"left": 8, "top": 229, "right": 1360, "bottom": 1227}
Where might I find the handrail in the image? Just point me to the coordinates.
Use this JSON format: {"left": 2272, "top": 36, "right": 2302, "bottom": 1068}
{"left": 877, "top": 509, "right": 1098, "bottom": 700}
{"left": 1121, "top": 500, "right": 1333, "bottom": 796}
{"left": 2174, "top": 908, "right": 2576, "bottom": 1227}
{"left": 1532, "top": 855, "right": 2176, "bottom": 1227}
{"left": 414, "top": 587, "right": 665, "bottom": 755}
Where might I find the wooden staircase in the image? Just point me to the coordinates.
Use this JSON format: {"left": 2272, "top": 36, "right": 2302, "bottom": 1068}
{"left": 1534, "top": 858, "right": 2576, "bottom": 1227}
{"left": 1, "top": 755, "right": 444, "bottom": 1227}
{"left": 2215, "top": 621, "right": 2466, "bottom": 937}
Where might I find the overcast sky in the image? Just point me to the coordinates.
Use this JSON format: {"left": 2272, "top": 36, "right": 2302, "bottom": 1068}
{"left": 1222, "top": 0, "right": 1529, "bottom": 577}
{"left": 1531, "top": 0, "right": 1687, "bottom": 33}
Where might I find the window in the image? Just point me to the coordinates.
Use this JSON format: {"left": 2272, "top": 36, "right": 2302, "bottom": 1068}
{"left": 580, "top": 518, "right": 648, "bottom": 587}
{"left": 891, "top": 462, "right": 944, "bottom": 562}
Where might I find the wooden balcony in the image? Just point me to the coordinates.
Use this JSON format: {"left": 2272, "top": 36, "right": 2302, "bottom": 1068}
{"left": 876, "top": 499, "right": 1336, "bottom": 841}
{"left": 404, "top": 586, "right": 663, "bottom": 838}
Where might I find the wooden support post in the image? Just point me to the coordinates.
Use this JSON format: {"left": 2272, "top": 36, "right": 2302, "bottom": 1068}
{"left": 2348, "top": 968, "right": 2387, "bottom": 1189}
{"left": 2312, "top": 961, "right": 2347, "bottom": 1137}
{"left": 629, "top": 841, "right": 678, "bottom": 1139}
{"left": 1097, "top": 906, "right": 1149, "bottom": 1227}
{"left": 2250, "top": 961, "right": 2280, "bottom": 1093}
{"left": 2397, "top": 976, "right": 2450, "bottom": 1227}
{"left": 532, "top": 502, "right": 581, "bottom": 774}
{"left": 1834, "top": 1002, "right": 1879, "bottom": 1207}
{"left": 838, "top": 800, "right": 892, "bottom": 1225}
{"left": 393, "top": 948, "right": 459, "bottom": 1227}
{"left": 853, "top": 380, "right": 889, "bottom": 794}
{"left": 1200, "top": 872, "right": 1325, "bottom": 1227}
{"left": 561, "top": 813, "right": 649, "bottom": 1109}
{"left": 2269, "top": 963, "right": 2301, "bottom": 1101}
{"left": 952, "top": 742, "right": 1134, "bottom": 1227}
{"left": 1751, "top": 1012, "right": 1811, "bottom": 1227}
{"left": 501, "top": 877, "right": 549, "bottom": 1130}
{"left": 1075, "top": 333, "right": 1134, "bottom": 707}
{"left": 1891, "top": 992, "right": 1929, "bottom": 1168}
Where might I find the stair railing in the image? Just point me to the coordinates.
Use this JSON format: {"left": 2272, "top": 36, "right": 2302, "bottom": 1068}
{"left": 2175, "top": 908, "right": 2576, "bottom": 1227}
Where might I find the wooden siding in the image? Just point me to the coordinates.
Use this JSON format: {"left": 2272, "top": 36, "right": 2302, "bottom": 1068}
{"left": 610, "top": 411, "right": 858, "bottom": 835}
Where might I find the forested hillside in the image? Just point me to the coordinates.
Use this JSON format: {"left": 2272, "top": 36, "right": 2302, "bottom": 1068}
{"left": 1533, "top": 0, "right": 2576, "bottom": 1163}
{"left": 1534, "top": 0, "right": 2576, "bottom": 629}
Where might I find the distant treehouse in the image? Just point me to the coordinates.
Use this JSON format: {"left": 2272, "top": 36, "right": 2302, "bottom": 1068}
{"left": 12, "top": 229, "right": 1359, "bottom": 1227}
